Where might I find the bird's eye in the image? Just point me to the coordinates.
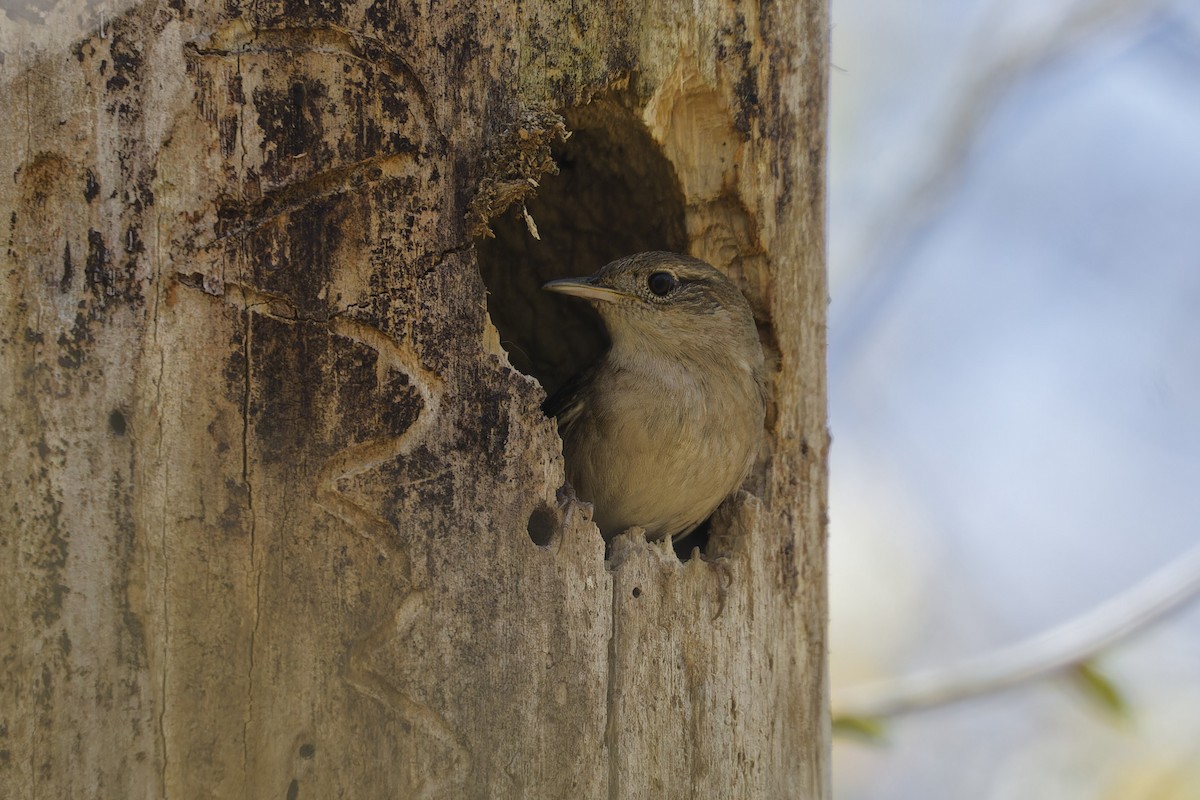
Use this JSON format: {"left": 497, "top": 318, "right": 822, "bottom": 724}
{"left": 647, "top": 272, "right": 677, "bottom": 297}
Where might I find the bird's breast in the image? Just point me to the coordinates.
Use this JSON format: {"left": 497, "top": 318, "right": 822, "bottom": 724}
{"left": 562, "top": 351, "right": 764, "bottom": 541}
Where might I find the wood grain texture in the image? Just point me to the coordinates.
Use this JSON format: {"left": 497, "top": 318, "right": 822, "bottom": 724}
{"left": 0, "top": 0, "right": 829, "bottom": 797}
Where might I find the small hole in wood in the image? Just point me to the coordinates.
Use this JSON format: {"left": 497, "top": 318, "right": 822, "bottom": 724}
{"left": 631, "top": 586, "right": 641, "bottom": 598}
{"left": 526, "top": 502, "right": 558, "bottom": 547}
{"left": 108, "top": 409, "right": 127, "bottom": 436}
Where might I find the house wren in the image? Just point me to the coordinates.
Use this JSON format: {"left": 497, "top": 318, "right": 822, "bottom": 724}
{"left": 543, "top": 252, "right": 766, "bottom": 542}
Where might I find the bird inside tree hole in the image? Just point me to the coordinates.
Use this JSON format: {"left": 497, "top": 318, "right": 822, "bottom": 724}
{"left": 477, "top": 99, "right": 716, "bottom": 561}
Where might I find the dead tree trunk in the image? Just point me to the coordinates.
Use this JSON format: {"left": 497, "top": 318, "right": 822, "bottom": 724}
{"left": 1, "top": 1, "right": 829, "bottom": 797}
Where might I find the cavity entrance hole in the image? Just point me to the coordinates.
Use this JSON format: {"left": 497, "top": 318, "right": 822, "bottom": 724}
{"left": 477, "top": 98, "right": 738, "bottom": 560}
{"left": 476, "top": 99, "right": 688, "bottom": 399}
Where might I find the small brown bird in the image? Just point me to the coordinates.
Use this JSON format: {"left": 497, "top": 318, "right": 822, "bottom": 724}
{"left": 543, "top": 252, "right": 766, "bottom": 542}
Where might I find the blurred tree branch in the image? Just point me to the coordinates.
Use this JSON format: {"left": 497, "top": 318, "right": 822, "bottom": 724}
{"left": 833, "top": 543, "right": 1200, "bottom": 721}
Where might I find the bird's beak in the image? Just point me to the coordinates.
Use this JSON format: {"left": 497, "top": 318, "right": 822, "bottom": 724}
{"left": 542, "top": 277, "right": 627, "bottom": 304}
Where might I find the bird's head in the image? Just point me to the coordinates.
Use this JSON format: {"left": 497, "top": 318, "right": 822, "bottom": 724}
{"left": 543, "top": 252, "right": 760, "bottom": 361}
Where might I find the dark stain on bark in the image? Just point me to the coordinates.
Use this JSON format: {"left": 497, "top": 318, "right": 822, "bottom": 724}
{"left": 364, "top": 0, "right": 415, "bottom": 45}
{"left": 258, "top": 0, "right": 353, "bottom": 26}
{"left": 250, "top": 317, "right": 328, "bottom": 466}
{"left": 109, "top": 469, "right": 147, "bottom": 671}
{"left": 56, "top": 313, "right": 93, "bottom": 370}
{"left": 84, "top": 169, "right": 100, "bottom": 202}
{"left": 31, "top": 483, "right": 69, "bottom": 628}
{"left": 105, "top": 16, "right": 144, "bottom": 94}
{"left": 228, "top": 71, "right": 246, "bottom": 104}
{"left": 254, "top": 78, "right": 331, "bottom": 178}
{"left": 85, "top": 229, "right": 110, "bottom": 297}
{"left": 60, "top": 243, "right": 74, "bottom": 293}
{"left": 124, "top": 225, "right": 144, "bottom": 257}
{"left": 223, "top": 327, "right": 247, "bottom": 410}
{"left": 718, "top": 14, "right": 760, "bottom": 138}
{"left": 448, "top": 367, "right": 513, "bottom": 477}
{"left": 762, "top": 0, "right": 805, "bottom": 218}
{"left": 244, "top": 196, "right": 343, "bottom": 316}
{"left": 346, "top": 68, "right": 420, "bottom": 160}
{"left": 250, "top": 315, "right": 424, "bottom": 468}
{"left": 219, "top": 113, "right": 239, "bottom": 158}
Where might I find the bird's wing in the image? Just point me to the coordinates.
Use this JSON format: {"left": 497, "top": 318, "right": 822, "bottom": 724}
{"left": 542, "top": 368, "right": 595, "bottom": 435}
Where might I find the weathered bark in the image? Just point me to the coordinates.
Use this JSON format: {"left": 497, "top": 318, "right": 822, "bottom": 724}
{"left": 1, "top": 1, "right": 828, "bottom": 797}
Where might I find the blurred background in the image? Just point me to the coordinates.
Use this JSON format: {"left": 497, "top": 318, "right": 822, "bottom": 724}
{"left": 827, "top": 1, "right": 1200, "bottom": 798}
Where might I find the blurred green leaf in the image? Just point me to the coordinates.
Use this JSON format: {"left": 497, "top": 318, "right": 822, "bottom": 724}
{"left": 1069, "top": 659, "right": 1132, "bottom": 722}
{"left": 832, "top": 714, "right": 887, "bottom": 743}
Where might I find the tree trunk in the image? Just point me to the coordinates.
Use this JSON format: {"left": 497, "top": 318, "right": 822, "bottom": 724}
{"left": 1, "top": 1, "right": 829, "bottom": 797}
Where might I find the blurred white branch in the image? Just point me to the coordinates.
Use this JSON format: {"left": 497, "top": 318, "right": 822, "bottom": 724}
{"left": 833, "top": 543, "right": 1200, "bottom": 720}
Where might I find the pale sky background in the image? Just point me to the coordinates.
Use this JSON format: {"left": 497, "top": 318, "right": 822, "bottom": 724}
{"left": 828, "top": 1, "right": 1200, "bottom": 798}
